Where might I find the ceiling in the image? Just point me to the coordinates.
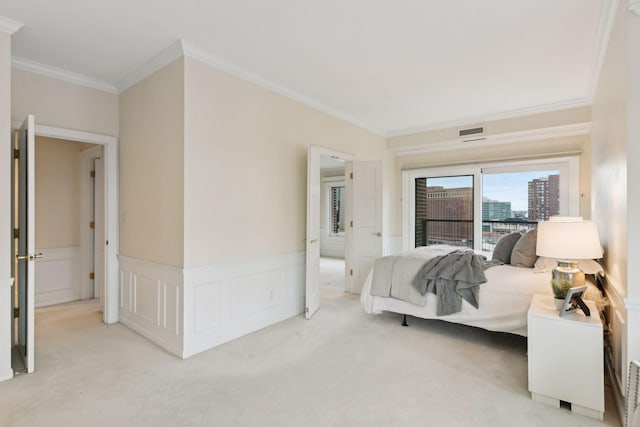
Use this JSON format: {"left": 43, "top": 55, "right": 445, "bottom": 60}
{"left": 0, "top": 0, "right": 613, "bottom": 136}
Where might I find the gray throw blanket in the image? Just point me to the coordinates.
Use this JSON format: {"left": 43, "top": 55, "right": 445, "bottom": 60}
{"left": 412, "top": 250, "right": 502, "bottom": 316}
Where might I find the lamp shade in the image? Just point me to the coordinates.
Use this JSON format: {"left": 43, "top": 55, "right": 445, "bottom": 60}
{"left": 536, "top": 217, "right": 603, "bottom": 260}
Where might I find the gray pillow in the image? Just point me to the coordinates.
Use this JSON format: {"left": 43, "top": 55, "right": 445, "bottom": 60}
{"left": 511, "top": 228, "right": 538, "bottom": 268}
{"left": 492, "top": 231, "right": 523, "bottom": 264}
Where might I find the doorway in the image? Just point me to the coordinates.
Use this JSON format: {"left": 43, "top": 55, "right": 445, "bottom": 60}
{"left": 319, "top": 158, "right": 346, "bottom": 292}
{"left": 30, "top": 137, "right": 103, "bottom": 308}
{"left": 10, "top": 117, "right": 119, "bottom": 374}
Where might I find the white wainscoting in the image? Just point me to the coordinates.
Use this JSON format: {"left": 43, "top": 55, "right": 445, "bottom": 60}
{"left": 602, "top": 281, "right": 640, "bottom": 421}
{"left": 0, "top": 278, "right": 14, "bottom": 382}
{"left": 320, "top": 228, "right": 345, "bottom": 258}
{"left": 118, "top": 252, "right": 305, "bottom": 359}
{"left": 34, "top": 247, "right": 81, "bottom": 307}
{"left": 118, "top": 256, "right": 184, "bottom": 357}
{"left": 182, "top": 252, "right": 305, "bottom": 358}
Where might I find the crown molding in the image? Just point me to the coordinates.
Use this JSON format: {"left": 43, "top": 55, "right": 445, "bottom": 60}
{"left": 389, "top": 122, "right": 591, "bottom": 156}
{"left": 115, "top": 40, "right": 184, "bottom": 93}
{"left": 585, "top": 0, "right": 619, "bottom": 102}
{"left": 12, "top": 56, "right": 117, "bottom": 94}
{"left": 0, "top": 16, "right": 23, "bottom": 35}
{"left": 630, "top": 0, "right": 640, "bottom": 15}
{"left": 387, "top": 98, "right": 590, "bottom": 137}
{"left": 116, "top": 39, "right": 384, "bottom": 135}
{"left": 180, "top": 41, "right": 384, "bottom": 136}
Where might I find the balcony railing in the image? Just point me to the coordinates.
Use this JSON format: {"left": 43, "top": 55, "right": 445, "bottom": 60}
{"left": 417, "top": 218, "right": 537, "bottom": 253}
{"left": 482, "top": 219, "right": 537, "bottom": 252}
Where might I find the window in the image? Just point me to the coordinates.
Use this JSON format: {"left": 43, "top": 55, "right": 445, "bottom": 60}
{"left": 329, "top": 184, "right": 345, "bottom": 236}
{"left": 403, "top": 157, "right": 580, "bottom": 252}
{"left": 481, "top": 170, "right": 559, "bottom": 252}
{"left": 415, "top": 175, "right": 473, "bottom": 248}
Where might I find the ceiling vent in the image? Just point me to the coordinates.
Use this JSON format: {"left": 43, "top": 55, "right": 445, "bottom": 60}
{"left": 458, "top": 125, "right": 486, "bottom": 142}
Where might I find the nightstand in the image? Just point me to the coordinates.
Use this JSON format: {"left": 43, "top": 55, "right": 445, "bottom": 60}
{"left": 527, "top": 293, "right": 604, "bottom": 420}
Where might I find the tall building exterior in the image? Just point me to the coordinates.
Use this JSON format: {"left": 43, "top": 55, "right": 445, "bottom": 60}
{"left": 415, "top": 179, "right": 473, "bottom": 247}
{"left": 482, "top": 197, "right": 512, "bottom": 221}
{"left": 528, "top": 174, "right": 560, "bottom": 221}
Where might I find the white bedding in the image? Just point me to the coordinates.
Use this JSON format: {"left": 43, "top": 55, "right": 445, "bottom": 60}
{"left": 360, "top": 245, "right": 599, "bottom": 336}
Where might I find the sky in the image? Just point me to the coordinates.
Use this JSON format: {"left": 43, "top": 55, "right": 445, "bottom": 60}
{"left": 427, "top": 170, "right": 559, "bottom": 211}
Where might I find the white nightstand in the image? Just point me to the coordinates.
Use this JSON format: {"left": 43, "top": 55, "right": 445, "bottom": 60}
{"left": 527, "top": 293, "right": 604, "bottom": 420}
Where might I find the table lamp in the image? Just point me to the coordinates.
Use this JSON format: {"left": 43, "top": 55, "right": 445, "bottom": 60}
{"left": 536, "top": 216, "right": 603, "bottom": 297}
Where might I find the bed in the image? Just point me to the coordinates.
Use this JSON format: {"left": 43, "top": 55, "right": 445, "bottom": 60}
{"left": 360, "top": 245, "right": 602, "bottom": 336}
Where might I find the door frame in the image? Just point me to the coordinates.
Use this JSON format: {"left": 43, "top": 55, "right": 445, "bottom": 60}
{"left": 80, "top": 145, "right": 103, "bottom": 301}
{"left": 12, "top": 121, "right": 119, "bottom": 324}
{"left": 306, "top": 146, "right": 353, "bottom": 318}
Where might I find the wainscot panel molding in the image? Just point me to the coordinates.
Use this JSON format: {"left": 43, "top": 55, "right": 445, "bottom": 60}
{"left": 118, "top": 256, "right": 184, "bottom": 357}
{"left": 0, "top": 278, "right": 14, "bottom": 382}
{"left": 603, "top": 278, "right": 629, "bottom": 422}
{"left": 34, "top": 247, "right": 81, "bottom": 308}
{"left": 182, "top": 252, "right": 305, "bottom": 358}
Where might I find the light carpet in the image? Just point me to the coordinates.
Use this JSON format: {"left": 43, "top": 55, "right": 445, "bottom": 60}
{"left": 0, "top": 289, "right": 621, "bottom": 426}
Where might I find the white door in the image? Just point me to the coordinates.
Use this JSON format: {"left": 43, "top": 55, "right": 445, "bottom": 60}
{"left": 305, "top": 147, "right": 321, "bottom": 319}
{"left": 12, "top": 115, "right": 37, "bottom": 373}
{"left": 94, "top": 157, "right": 105, "bottom": 309}
{"left": 346, "top": 161, "right": 383, "bottom": 294}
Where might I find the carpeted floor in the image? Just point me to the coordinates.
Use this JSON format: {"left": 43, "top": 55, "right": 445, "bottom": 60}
{"left": 0, "top": 287, "right": 621, "bottom": 426}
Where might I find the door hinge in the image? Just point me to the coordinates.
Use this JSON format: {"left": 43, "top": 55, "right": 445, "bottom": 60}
{"left": 349, "top": 220, "right": 353, "bottom": 228}
{"left": 13, "top": 148, "right": 19, "bottom": 159}
{"left": 349, "top": 172, "right": 353, "bottom": 179}
{"left": 89, "top": 221, "right": 95, "bottom": 229}
{"left": 13, "top": 228, "right": 19, "bottom": 239}
{"left": 89, "top": 272, "right": 95, "bottom": 280}
{"left": 90, "top": 170, "right": 95, "bottom": 178}
{"left": 349, "top": 269, "right": 353, "bottom": 276}
{"left": 13, "top": 308, "right": 19, "bottom": 318}
{"left": 305, "top": 307, "right": 309, "bottom": 314}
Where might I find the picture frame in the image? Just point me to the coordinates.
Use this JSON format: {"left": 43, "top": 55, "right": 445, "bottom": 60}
{"left": 559, "top": 285, "right": 590, "bottom": 317}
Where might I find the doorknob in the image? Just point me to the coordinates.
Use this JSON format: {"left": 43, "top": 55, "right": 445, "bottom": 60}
{"left": 372, "top": 232, "right": 382, "bottom": 237}
{"left": 16, "top": 253, "right": 43, "bottom": 261}
{"left": 309, "top": 238, "right": 319, "bottom": 244}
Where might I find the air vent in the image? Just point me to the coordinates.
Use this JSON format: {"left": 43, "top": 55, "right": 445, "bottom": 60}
{"left": 458, "top": 125, "right": 485, "bottom": 139}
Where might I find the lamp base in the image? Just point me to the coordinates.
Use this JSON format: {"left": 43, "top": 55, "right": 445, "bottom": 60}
{"left": 550, "top": 260, "right": 585, "bottom": 302}
{"left": 553, "top": 260, "right": 585, "bottom": 287}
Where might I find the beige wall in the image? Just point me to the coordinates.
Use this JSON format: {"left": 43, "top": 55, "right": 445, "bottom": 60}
{"left": 591, "top": 0, "right": 640, "bottom": 397}
{"left": 11, "top": 69, "right": 118, "bottom": 136}
{"left": 35, "top": 136, "right": 93, "bottom": 249}
{"left": 119, "top": 59, "right": 185, "bottom": 267}
{"left": 387, "top": 106, "right": 590, "bottom": 151}
{"left": 388, "top": 110, "right": 593, "bottom": 219}
{"left": 592, "top": 0, "right": 629, "bottom": 301}
{"left": 0, "top": 33, "right": 11, "bottom": 280}
{"left": 183, "top": 57, "right": 394, "bottom": 267}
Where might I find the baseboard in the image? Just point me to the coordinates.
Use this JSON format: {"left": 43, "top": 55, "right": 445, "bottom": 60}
{"left": 182, "top": 251, "right": 305, "bottom": 358}
{"left": 34, "top": 247, "right": 81, "bottom": 307}
{"left": 119, "top": 315, "right": 183, "bottom": 357}
{"left": 118, "top": 256, "right": 184, "bottom": 357}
